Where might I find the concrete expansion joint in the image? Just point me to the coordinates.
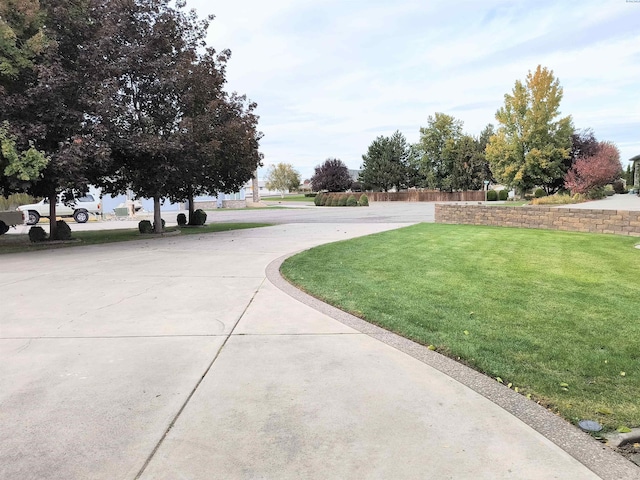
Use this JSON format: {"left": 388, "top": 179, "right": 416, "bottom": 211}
{"left": 133, "top": 277, "right": 266, "bottom": 480}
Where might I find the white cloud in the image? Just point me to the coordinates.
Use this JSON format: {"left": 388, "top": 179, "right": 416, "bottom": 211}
{"left": 187, "top": 0, "right": 640, "bottom": 179}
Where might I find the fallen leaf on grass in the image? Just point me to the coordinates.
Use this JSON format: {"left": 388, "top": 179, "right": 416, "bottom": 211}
{"left": 617, "top": 426, "right": 632, "bottom": 433}
{"left": 427, "top": 345, "right": 436, "bottom": 351}
{"left": 496, "top": 377, "right": 503, "bottom": 383}
{"left": 596, "top": 407, "right": 613, "bottom": 415}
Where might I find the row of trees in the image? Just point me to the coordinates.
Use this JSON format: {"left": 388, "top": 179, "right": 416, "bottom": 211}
{"left": 0, "top": 0, "right": 263, "bottom": 237}
{"left": 358, "top": 66, "right": 624, "bottom": 196}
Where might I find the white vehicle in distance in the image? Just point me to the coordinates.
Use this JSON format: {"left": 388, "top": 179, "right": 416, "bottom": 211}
{"left": 18, "top": 194, "right": 102, "bottom": 225}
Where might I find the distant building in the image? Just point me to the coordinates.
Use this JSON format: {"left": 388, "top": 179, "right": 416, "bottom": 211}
{"left": 631, "top": 154, "right": 640, "bottom": 187}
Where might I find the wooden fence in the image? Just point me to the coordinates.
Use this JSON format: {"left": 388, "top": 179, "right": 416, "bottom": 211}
{"left": 365, "top": 190, "right": 485, "bottom": 202}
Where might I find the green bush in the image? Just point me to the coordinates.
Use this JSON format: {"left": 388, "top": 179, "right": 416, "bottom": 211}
{"left": 318, "top": 194, "right": 327, "bottom": 206}
{"left": 498, "top": 189, "right": 508, "bottom": 201}
{"left": 604, "top": 184, "right": 615, "bottom": 196}
{"left": 138, "top": 220, "right": 153, "bottom": 234}
{"left": 612, "top": 180, "right": 627, "bottom": 194}
{"left": 587, "top": 187, "right": 606, "bottom": 200}
{"left": 54, "top": 220, "right": 72, "bottom": 240}
{"left": 192, "top": 209, "right": 207, "bottom": 225}
{"left": 177, "top": 213, "right": 187, "bottom": 226}
{"left": 358, "top": 194, "right": 369, "bottom": 206}
{"left": 337, "top": 195, "right": 347, "bottom": 206}
{"left": 153, "top": 218, "right": 166, "bottom": 231}
{"left": 304, "top": 193, "right": 317, "bottom": 198}
{"left": 534, "top": 188, "right": 546, "bottom": 198}
{"left": 487, "top": 190, "right": 498, "bottom": 201}
{"left": 346, "top": 195, "right": 357, "bottom": 206}
{"left": 29, "top": 226, "right": 47, "bottom": 242}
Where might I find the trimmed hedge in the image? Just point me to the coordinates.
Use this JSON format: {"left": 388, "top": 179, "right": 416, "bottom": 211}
{"left": 177, "top": 213, "right": 187, "bottom": 226}
{"left": 487, "top": 190, "right": 498, "bottom": 201}
{"left": 498, "top": 189, "right": 508, "bottom": 201}
{"left": 138, "top": 220, "right": 153, "bottom": 234}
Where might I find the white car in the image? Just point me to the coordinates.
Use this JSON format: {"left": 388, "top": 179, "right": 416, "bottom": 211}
{"left": 18, "top": 194, "right": 102, "bottom": 225}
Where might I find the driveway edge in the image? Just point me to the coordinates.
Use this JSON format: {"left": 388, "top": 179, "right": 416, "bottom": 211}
{"left": 266, "top": 254, "right": 640, "bottom": 480}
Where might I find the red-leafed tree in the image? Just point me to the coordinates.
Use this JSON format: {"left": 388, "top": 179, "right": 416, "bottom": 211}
{"left": 564, "top": 142, "right": 623, "bottom": 195}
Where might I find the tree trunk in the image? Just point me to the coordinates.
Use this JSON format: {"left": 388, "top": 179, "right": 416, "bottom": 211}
{"left": 252, "top": 173, "right": 259, "bottom": 203}
{"left": 153, "top": 196, "right": 162, "bottom": 234}
{"left": 48, "top": 192, "right": 57, "bottom": 240}
{"left": 187, "top": 185, "right": 195, "bottom": 225}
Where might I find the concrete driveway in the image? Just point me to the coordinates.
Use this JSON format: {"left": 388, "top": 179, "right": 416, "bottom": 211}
{"left": 1, "top": 215, "right": 637, "bottom": 479}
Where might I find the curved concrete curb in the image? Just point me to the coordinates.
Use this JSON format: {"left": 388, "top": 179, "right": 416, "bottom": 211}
{"left": 266, "top": 254, "right": 640, "bottom": 480}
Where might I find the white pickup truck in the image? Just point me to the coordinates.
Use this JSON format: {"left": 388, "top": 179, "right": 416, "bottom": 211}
{"left": 0, "top": 211, "right": 25, "bottom": 235}
{"left": 17, "top": 194, "right": 102, "bottom": 225}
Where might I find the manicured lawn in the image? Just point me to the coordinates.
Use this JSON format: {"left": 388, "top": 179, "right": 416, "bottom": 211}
{"left": 281, "top": 223, "right": 640, "bottom": 430}
{"left": 262, "top": 194, "right": 315, "bottom": 202}
{"left": 0, "top": 222, "right": 272, "bottom": 254}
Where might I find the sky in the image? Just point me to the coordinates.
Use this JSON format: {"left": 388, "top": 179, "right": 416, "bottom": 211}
{"left": 187, "top": 0, "right": 640, "bottom": 181}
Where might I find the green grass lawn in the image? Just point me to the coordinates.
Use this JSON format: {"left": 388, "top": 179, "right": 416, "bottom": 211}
{"left": 0, "top": 222, "right": 271, "bottom": 254}
{"left": 281, "top": 223, "right": 640, "bottom": 430}
{"left": 262, "top": 194, "right": 315, "bottom": 202}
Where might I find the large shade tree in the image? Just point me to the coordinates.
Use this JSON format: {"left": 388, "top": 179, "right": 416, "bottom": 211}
{"left": 360, "top": 131, "right": 411, "bottom": 192}
{"left": 0, "top": 0, "right": 109, "bottom": 239}
{"left": 415, "top": 113, "right": 464, "bottom": 190}
{"left": 266, "top": 163, "right": 300, "bottom": 197}
{"left": 311, "top": 158, "right": 352, "bottom": 192}
{"left": 170, "top": 45, "right": 262, "bottom": 224}
{"left": 486, "top": 65, "right": 574, "bottom": 195}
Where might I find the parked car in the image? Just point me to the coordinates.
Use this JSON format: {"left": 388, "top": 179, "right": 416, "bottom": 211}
{"left": 18, "top": 194, "right": 102, "bottom": 225}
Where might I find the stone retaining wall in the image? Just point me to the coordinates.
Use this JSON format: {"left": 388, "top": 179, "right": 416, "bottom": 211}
{"left": 435, "top": 204, "right": 640, "bottom": 237}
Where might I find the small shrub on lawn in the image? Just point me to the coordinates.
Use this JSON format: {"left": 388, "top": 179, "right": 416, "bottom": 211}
{"left": 604, "top": 184, "right": 615, "bottom": 196}
{"left": 346, "top": 195, "right": 357, "bottom": 206}
{"left": 192, "top": 209, "right": 207, "bottom": 225}
{"left": 534, "top": 188, "right": 546, "bottom": 198}
{"left": 358, "top": 194, "right": 369, "bottom": 206}
{"left": 487, "top": 190, "right": 498, "bottom": 201}
{"left": 54, "top": 220, "right": 72, "bottom": 240}
{"left": 498, "top": 190, "right": 508, "bottom": 201}
{"left": 337, "top": 195, "right": 347, "bottom": 206}
{"left": 138, "top": 220, "right": 153, "bottom": 234}
{"left": 177, "top": 213, "right": 187, "bottom": 226}
{"left": 29, "top": 226, "right": 47, "bottom": 242}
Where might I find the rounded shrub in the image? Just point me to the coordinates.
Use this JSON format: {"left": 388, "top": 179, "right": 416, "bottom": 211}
{"left": 54, "top": 220, "right": 72, "bottom": 240}
{"left": 314, "top": 194, "right": 322, "bottom": 206}
{"left": 358, "top": 194, "right": 369, "bottom": 206}
{"left": 28, "top": 226, "right": 47, "bottom": 243}
{"left": 498, "top": 189, "right": 508, "bottom": 201}
{"left": 318, "top": 194, "right": 327, "bottom": 206}
{"left": 346, "top": 195, "right": 357, "bottom": 206}
{"left": 534, "top": 188, "right": 546, "bottom": 198}
{"left": 486, "top": 190, "right": 498, "bottom": 201}
{"left": 192, "top": 209, "right": 207, "bottom": 225}
{"left": 177, "top": 213, "right": 187, "bottom": 226}
{"left": 337, "top": 195, "right": 347, "bottom": 206}
{"left": 138, "top": 220, "right": 153, "bottom": 234}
